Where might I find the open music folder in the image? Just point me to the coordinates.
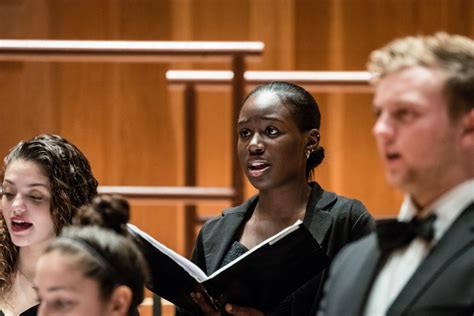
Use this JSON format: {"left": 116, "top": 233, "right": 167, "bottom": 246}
{"left": 128, "top": 220, "right": 330, "bottom": 314}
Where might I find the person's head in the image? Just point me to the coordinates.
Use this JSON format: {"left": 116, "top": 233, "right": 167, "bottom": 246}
{"left": 238, "top": 82, "right": 323, "bottom": 190}
{"left": 0, "top": 134, "right": 98, "bottom": 295}
{"left": 34, "top": 195, "right": 147, "bottom": 316}
{"left": 369, "top": 32, "right": 474, "bottom": 206}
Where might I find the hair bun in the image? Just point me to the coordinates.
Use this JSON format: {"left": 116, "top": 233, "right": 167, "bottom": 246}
{"left": 73, "top": 194, "right": 130, "bottom": 235}
{"left": 94, "top": 195, "right": 130, "bottom": 234}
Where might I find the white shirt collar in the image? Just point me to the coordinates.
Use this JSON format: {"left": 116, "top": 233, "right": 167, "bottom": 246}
{"left": 398, "top": 179, "right": 474, "bottom": 241}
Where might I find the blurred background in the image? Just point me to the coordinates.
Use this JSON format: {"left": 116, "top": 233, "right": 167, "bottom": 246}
{"left": 0, "top": 1, "right": 472, "bottom": 313}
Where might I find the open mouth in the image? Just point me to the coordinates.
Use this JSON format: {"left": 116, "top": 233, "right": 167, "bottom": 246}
{"left": 247, "top": 161, "right": 271, "bottom": 177}
{"left": 11, "top": 219, "right": 33, "bottom": 232}
{"left": 386, "top": 152, "right": 401, "bottom": 162}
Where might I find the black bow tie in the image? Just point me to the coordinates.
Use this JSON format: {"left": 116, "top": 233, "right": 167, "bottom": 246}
{"left": 376, "top": 214, "right": 437, "bottom": 252}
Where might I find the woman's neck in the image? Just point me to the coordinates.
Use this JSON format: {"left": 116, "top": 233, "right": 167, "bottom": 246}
{"left": 1, "top": 239, "right": 53, "bottom": 314}
{"left": 0, "top": 248, "right": 42, "bottom": 315}
{"left": 256, "top": 181, "right": 311, "bottom": 222}
{"left": 239, "top": 181, "right": 312, "bottom": 249}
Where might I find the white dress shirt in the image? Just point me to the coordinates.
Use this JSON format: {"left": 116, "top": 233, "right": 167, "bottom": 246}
{"left": 363, "top": 179, "right": 474, "bottom": 316}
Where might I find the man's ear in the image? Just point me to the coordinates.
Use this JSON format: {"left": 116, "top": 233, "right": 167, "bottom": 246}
{"left": 306, "top": 128, "right": 320, "bottom": 152}
{"left": 108, "top": 285, "right": 133, "bottom": 316}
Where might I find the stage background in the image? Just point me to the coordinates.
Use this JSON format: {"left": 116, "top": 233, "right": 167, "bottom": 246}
{"left": 1, "top": 0, "right": 472, "bottom": 258}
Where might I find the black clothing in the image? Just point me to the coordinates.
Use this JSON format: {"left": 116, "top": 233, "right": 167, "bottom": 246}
{"left": 177, "top": 182, "right": 374, "bottom": 315}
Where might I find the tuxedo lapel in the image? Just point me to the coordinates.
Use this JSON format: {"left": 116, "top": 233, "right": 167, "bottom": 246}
{"left": 203, "top": 197, "right": 257, "bottom": 274}
{"left": 387, "top": 204, "right": 474, "bottom": 315}
{"left": 352, "top": 235, "right": 387, "bottom": 315}
{"left": 306, "top": 183, "right": 384, "bottom": 314}
{"left": 322, "top": 235, "right": 386, "bottom": 315}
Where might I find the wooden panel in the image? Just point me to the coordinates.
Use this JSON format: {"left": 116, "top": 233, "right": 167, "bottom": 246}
{"left": 0, "top": 2, "right": 472, "bottom": 315}
{"left": 49, "top": 0, "right": 117, "bottom": 39}
{"left": 191, "top": 0, "right": 247, "bottom": 219}
{"left": 0, "top": 62, "right": 55, "bottom": 154}
{"left": 46, "top": 1, "right": 187, "bottom": 258}
{"left": 248, "top": 0, "right": 295, "bottom": 70}
{"left": 118, "top": 0, "right": 173, "bottom": 40}
{"left": 294, "top": 0, "right": 332, "bottom": 70}
{"left": 290, "top": 0, "right": 473, "bottom": 216}
{"left": 327, "top": 0, "right": 472, "bottom": 215}
{"left": 0, "top": 0, "right": 472, "bottom": 263}
{"left": 0, "top": 1, "right": 55, "bottom": 159}
{"left": 129, "top": 202, "right": 179, "bottom": 249}
{"left": 0, "top": 1, "right": 50, "bottom": 38}
{"left": 193, "top": 0, "right": 250, "bottom": 41}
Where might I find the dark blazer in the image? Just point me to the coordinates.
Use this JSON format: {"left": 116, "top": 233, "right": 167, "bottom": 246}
{"left": 319, "top": 203, "right": 474, "bottom": 316}
{"left": 21, "top": 305, "right": 38, "bottom": 316}
{"left": 0, "top": 305, "right": 38, "bottom": 316}
{"left": 178, "top": 182, "right": 374, "bottom": 315}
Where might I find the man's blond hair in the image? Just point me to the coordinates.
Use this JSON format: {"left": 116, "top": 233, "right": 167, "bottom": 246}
{"left": 367, "top": 32, "right": 473, "bottom": 118}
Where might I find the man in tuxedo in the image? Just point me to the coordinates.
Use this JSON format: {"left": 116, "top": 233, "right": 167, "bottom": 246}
{"left": 318, "top": 33, "right": 473, "bottom": 316}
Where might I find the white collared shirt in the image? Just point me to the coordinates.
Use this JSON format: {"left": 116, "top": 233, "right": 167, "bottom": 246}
{"left": 363, "top": 179, "right": 474, "bottom": 316}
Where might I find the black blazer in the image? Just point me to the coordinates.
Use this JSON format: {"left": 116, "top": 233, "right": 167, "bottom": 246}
{"left": 21, "top": 306, "right": 38, "bottom": 316}
{"left": 0, "top": 305, "right": 38, "bottom": 316}
{"left": 319, "top": 203, "right": 474, "bottom": 316}
{"left": 178, "top": 182, "right": 374, "bottom": 315}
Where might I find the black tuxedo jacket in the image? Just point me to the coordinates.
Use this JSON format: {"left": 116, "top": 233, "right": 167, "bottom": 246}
{"left": 177, "top": 182, "right": 374, "bottom": 315}
{"left": 319, "top": 203, "right": 474, "bottom": 316}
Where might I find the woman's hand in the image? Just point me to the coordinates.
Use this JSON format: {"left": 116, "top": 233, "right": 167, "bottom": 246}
{"left": 191, "top": 292, "right": 264, "bottom": 316}
{"left": 191, "top": 292, "right": 220, "bottom": 315}
{"left": 224, "top": 304, "right": 265, "bottom": 316}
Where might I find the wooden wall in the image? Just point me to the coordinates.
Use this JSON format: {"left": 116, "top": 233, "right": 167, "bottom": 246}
{"left": 1, "top": 0, "right": 473, "bottom": 258}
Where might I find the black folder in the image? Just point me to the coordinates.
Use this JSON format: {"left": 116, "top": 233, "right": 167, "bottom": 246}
{"left": 128, "top": 220, "right": 330, "bottom": 314}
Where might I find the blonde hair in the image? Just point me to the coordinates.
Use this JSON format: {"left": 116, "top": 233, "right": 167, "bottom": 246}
{"left": 367, "top": 32, "right": 474, "bottom": 118}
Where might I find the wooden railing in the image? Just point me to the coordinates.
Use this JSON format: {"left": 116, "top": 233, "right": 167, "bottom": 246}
{"left": 0, "top": 39, "right": 263, "bottom": 62}
{"left": 166, "top": 69, "right": 374, "bottom": 233}
{"left": 98, "top": 185, "right": 235, "bottom": 202}
{"left": 0, "top": 39, "right": 264, "bottom": 256}
{"left": 167, "top": 70, "right": 373, "bottom": 92}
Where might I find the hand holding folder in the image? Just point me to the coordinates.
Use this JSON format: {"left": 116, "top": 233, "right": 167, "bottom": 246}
{"left": 128, "top": 220, "right": 330, "bottom": 314}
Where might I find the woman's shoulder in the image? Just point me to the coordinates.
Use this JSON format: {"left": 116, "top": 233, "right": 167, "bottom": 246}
{"left": 329, "top": 193, "right": 368, "bottom": 213}
{"left": 312, "top": 183, "right": 373, "bottom": 229}
{"left": 324, "top": 192, "right": 372, "bottom": 227}
{"left": 310, "top": 182, "right": 368, "bottom": 214}
{"left": 310, "top": 183, "right": 375, "bottom": 244}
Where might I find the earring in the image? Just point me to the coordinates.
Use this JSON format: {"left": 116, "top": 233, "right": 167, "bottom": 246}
{"left": 305, "top": 149, "right": 311, "bottom": 159}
